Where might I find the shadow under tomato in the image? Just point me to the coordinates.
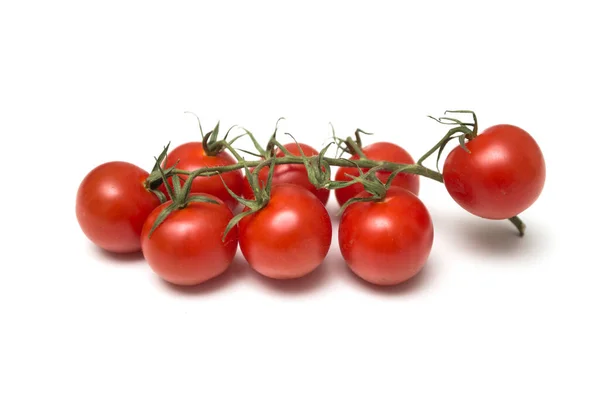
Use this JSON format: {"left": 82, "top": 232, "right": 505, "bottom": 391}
{"left": 93, "top": 246, "right": 145, "bottom": 264}
{"left": 440, "top": 215, "right": 546, "bottom": 259}
{"left": 158, "top": 255, "right": 250, "bottom": 296}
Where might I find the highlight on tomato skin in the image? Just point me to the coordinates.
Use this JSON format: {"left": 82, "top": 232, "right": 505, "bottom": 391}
{"left": 76, "top": 161, "right": 161, "bottom": 253}
{"left": 442, "top": 124, "right": 546, "bottom": 220}
{"left": 238, "top": 183, "right": 333, "bottom": 280}
{"left": 241, "top": 142, "right": 331, "bottom": 206}
{"left": 160, "top": 142, "right": 244, "bottom": 211}
{"left": 338, "top": 187, "right": 434, "bottom": 286}
{"left": 334, "top": 142, "right": 420, "bottom": 207}
{"left": 140, "top": 194, "right": 238, "bottom": 286}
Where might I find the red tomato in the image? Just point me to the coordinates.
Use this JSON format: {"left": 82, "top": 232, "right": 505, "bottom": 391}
{"left": 239, "top": 184, "right": 332, "bottom": 279}
{"left": 334, "top": 142, "right": 419, "bottom": 206}
{"left": 141, "top": 194, "right": 238, "bottom": 286}
{"left": 161, "top": 142, "right": 243, "bottom": 210}
{"left": 76, "top": 161, "right": 161, "bottom": 253}
{"left": 338, "top": 187, "right": 433, "bottom": 286}
{"left": 442, "top": 124, "right": 546, "bottom": 219}
{"left": 241, "top": 143, "right": 330, "bottom": 205}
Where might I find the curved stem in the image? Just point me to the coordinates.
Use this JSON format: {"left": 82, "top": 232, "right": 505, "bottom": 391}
{"left": 345, "top": 137, "right": 367, "bottom": 159}
{"left": 509, "top": 216, "right": 526, "bottom": 237}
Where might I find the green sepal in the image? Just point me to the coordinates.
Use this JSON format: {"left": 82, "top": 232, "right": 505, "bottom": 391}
{"left": 428, "top": 116, "right": 475, "bottom": 127}
{"left": 228, "top": 132, "right": 248, "bottom": 146}
{"left": 262, "top": 156, "right": 278, "bottom": 199}
{"left": 202, "top": 121, "right": 225, "bottom": 155}
{"left": 154, "top": 157, "right": 175, "bottom": 201}
{"left": 187, "top": 195, "right": 220, "bottom": 205}
{"left": 338, "top": 193, "right": 381, "bottom": 216}
{"left": 184, "top": 111, "right": 205, "bottom": 139}
{"left": 383, "top": 165, "right": 414, "bottom": 190}
{"left": 237, "top": 148, "right": 264, "bottom": 158}
{"left": 418, "top": 123, "right": 472, "bottom": 165}
{"left": 316, "top": 142, "right": 334, "bottom": 187}
{"left": 264, "top": 117, "right": 285, "bottom": 157}
{"left": 222, "top": 209, "right": 254, "bottom": 241}
{"left": 218, "top": 159, "right": 277, "bottom": 242}
{"left": 223, "top": 124, "right": 239, "bottom": 142}
{"left": 148, "top": 202, "right": 179, "bottom": 238}
{"left": 354, "top": 128, "right": 374, "bottom": 149}
{"left": 150, "top": 142, "right": 170, "bottom": 174}
{"left": 241, "top": 128, "right": 268, "bottom": 158}
{"left": 217, "top": 171, "right": 254, "bottom": 209}
{"left": 458, "top": 134, "right": 471, "bottom": 153}
{"left": 443, "top": 110, "right": 478, "bottom": 135}
{"left": 345, "top": 165, "right": 386, "bottom": 199}
{"left": 435, "top": 136, "right": 455, "bottom": 172}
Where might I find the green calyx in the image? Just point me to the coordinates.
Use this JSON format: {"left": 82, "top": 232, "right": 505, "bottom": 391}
{"left": 219, "top": 157, "right": 279, "bottom": 241}
{"left": 147, "top": 163, "right": 219, "bottom": 238}
{"left": 417, "top": 110, "right": 479, "bottom": 171}
{"left": 336, "top": 163, "right": 413, "bottom": 215}
{"left": 332, "top": 126, "right": 373, "bottom": 159}
{"left": 145, "top": 142, "right": 173, "bottom": 202}
{"left": 185, "top": 111, "right": 243, "bottom": 157}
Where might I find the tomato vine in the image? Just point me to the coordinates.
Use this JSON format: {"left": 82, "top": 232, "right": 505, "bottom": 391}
{"left": 145, "top": 110, "right": 527, "bottom": 237}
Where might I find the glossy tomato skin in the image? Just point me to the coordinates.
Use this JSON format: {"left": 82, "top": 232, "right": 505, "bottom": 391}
{"left": 338, "top": 187, "right": 433, "bottom": 286}
{"left": 161, "top": 142, "right": 243, "bottom": 210}
{"left": 334, "top": 142, "right": 419, "bottom": 206}
{"left": 241, "top": 143, "right": 330, "bottom": 205}
{"left": 239, "top": 184, "right": 332, "bottom": 279}
{"left": 76, "top": 161, "right": 161, "bottom": 253}
{"left": 141, "top": 194, "right": 238, "bottom": 286}
{"left": 442, "top": 124, "right": 545, "bottom": 219}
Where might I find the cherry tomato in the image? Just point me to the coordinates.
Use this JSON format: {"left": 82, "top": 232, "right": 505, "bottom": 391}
{"left": 76, "top": 161, "right": 161, "bottom": 253}
{"left": 239, "top": 184, "right": 332, "bottom": 279}
{"left": 338, "top": 187, "right": 433, "bottom": 286}
{"left": 334, "top": 142, "right": 419, "bottom": 206}
{"left": 161, "top": 142, "right": 243, "bottom": 210}
{"left": 141, "top": 194, "right": 238, "bottom": 286}
{"left": 241, "top": 143, "right": 330, "bottom": 205}
{"left": 442, "top": 124, "right": 546, "bottom": 219}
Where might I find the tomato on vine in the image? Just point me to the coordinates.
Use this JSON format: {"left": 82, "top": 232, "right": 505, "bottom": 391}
{"left": 338, "top": 186, "right": 434, "bottom": 286}
{"left": 442, "top": 124, "right": 545, "bottom": 220}
{"left": 238, "top": 183, "right": 332, "bottom": 279}
{"left": 76, "top": 161, "right": 161, "bottom": 253}
{"left": 141, "top": 191, "right": 238, "bottom": 286}
{"left": 334, "top": 141, "right": 419, "bottom": 206}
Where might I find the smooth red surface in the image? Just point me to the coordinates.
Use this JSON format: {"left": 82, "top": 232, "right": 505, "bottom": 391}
{"left": 442, "top": 124, "right": 546, "bottom": 219}
{"left": 76, "top": 161, "right": 161, "bottom": 253}
{"left": 338, "top": 187, "right": 433, "bottom": 286}
{"left": 239, "top": 184, "right": 332, "bottom": 279}
{"left": 334, "top": 142, "right": 419, "bottom": 206}
{"left": 141, "top": 195, "right": 238, "bottom": 286}
{"left": 241, "top": 143, "right": 330, "bottom": 205}
{"left": 161, "top": 142, "right": 244, "bottom": 210}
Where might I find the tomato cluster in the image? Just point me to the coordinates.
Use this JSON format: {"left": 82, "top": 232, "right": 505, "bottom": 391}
{"left": 75, "top": 115, "right": 545, "bottom": 288}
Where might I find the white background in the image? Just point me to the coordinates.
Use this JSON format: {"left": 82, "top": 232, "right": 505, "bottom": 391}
{"left": 1, "top": 1, "right": 599, "bottom": 399}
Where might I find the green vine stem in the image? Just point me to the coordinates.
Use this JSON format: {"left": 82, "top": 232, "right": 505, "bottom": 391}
{"left": 170, "top": 156, "right": 443, "bottom": 181}
{"left": 146, "top": 110, "right": 527, "bottom": 237}
{"left": 148, "top": 156, "right": 525, "bottom": 236}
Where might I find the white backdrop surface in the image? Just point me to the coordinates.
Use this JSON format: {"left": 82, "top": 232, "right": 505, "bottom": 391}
{"left": 1, "top": 1, "right": 598, "bottom": 399}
